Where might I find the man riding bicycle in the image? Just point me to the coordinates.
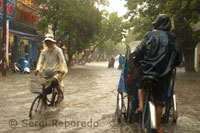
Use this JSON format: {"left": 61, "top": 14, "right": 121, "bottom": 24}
{"left": 34, "top": 34, "right": 68, "bottom": 104}
{"left": 132, "top": 14, "right": 182, "bottom": 133}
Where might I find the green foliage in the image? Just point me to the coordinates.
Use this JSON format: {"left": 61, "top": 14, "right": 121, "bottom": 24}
{"left": 95, "top": 39, "right": 126, "bottom": 57}
{"left": 34, "top": 0, "right": 128, "bottom": 58}
{"left": 125, "top": 0, "right": 200, "bottom": 45}
{"left": 92, "top": 11, "right": 129, "bottom": 48}
{"left": 124, "top": 0, "right": 165, "bottom": 40}
{"left": 34, "top": 0, "right": 104, "bottom": 55}
{"left": 124, "top": 30, "right": 141, "bottom": 45}
{"left": 124, "top": 0, "right": 200, "bottom": 71}
{"left": 163, "top": 0, "right": 200, "bottom": 47}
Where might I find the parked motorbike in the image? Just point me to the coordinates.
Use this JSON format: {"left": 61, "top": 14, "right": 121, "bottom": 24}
{"left": 23, "top": 60, "right": 30, "bottom": 74}
{"left": 14, "top": 53, "right": 31, "bottom": 74}
{"left": 14, "top": 62, "right": 23, "bottom": 73}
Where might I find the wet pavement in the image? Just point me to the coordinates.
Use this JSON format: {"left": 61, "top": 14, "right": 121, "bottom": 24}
{"left": 0, "top": 62, "right": 200, "bottom": 133}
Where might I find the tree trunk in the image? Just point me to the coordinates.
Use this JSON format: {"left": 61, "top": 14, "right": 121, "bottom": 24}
{"left": 89, "top": 36, "right": 106, "bottom": 56}
{"left": 182, "top": 47, "right": 195, "bottom": 72}
{"left": 67, "top": 43, "right": 72, "bottom": 67}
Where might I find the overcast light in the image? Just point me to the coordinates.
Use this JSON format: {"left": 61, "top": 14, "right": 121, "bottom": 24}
{"left": 99, "top": 0, "right": 128, "bottom": 16}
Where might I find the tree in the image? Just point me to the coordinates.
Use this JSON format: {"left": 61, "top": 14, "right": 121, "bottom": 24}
{"left": 124, "top": 0, "right": 200, "bottom": 72}
{"left": 89, "top": 11, "right": 129, "bottom": 55}
{"left": 124, "top": 29, "right": 141, "bottom": 45}
{"left": 124, "top": 0, "right": 165, "bottom": 40}
{"left": 163, "top": 0, "right": 200, "bottom": 72}
{"left": 33, "top": 0, "right": 104, "bottom": 64}
{"left": 95, "top": 39, "right": 126, "bottom": 59}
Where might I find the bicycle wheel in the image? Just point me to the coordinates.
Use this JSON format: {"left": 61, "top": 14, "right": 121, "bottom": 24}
{"left": 115, "top": 93, "right": 128, "bottom": 123}
{"left": 29, "top": 95, "right": 44, "bottom": 119}
{"left": 61, "top": 88, "right": 64, "bottom": 99}
{"left": 126, "top": 95, "right": 133, "bottom": 123}
{"left": 49, "top": 88, "right": 58, "bottom": 106}
{"left": 142, "top": 102, "right": 157, "bottom": 133}
{"left": 161, "top": 96, "right": 172, "bottom": 123}
{"left": 170, "top": 69, "right": 178, "bottom": 124}
{"left": 115, "top": 93, "right": 120, "bottom": 123}
{"left": 172, "top": 93, "right": 178, "bottom": 124}
{"left": 142, "top": 102, "right": 150, "bottom": 133}
{"left": 161, "top": 93, "right": 178, "bottom": 124}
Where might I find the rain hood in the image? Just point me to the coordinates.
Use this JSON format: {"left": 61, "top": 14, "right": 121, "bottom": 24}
{"left": 133, "top": 14, "right": 182, "bottom": 77}
{"left": 153, "top": 14, "right": 171, "bottom": 31}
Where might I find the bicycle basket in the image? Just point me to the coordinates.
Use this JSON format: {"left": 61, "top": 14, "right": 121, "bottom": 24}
{"left": 30, "top": 76, "right": 44, "bottom": 93}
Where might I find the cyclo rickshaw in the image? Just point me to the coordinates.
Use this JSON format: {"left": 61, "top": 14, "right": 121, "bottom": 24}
{"left": 115, "top": 41, "right": 178, "bottom": 132}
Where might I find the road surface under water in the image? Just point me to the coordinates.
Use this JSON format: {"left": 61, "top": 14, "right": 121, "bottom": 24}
{"left": 0, "top": 62, "right": 199, "bottom": 133}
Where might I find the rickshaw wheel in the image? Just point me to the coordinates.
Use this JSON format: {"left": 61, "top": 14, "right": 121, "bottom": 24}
{"left": 115, "top": 92, "right": 128, "bottom": 123}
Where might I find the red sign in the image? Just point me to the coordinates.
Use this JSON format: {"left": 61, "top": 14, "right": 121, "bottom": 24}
{"left": 15, "top": 3, "right": 37, "bottom": 26}
{"left": 0, "top": 1, "right": 14, "bottom": 14}
{"left": 20, "top": 10, "right": 37, "bottom": 22}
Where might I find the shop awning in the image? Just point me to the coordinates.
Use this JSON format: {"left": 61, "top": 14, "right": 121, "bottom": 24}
{"left": 0, "top": 26, "right": 37, "bottom": 40}
{"left": 0, "top": 20, "right": 38, "bottom": 40}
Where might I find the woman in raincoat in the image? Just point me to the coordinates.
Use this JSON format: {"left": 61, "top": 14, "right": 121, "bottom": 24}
{"left": 35, "top": 34, "right": 68, "bottom": 103}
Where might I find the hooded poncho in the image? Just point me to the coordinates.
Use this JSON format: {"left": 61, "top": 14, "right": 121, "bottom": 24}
{"left": 133, "top": 14, "right": 182, "bottom": 77}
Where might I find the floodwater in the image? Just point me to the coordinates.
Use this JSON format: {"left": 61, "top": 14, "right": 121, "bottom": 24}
{"left": 0, "top": 62, "right": 199, "bottom": 133}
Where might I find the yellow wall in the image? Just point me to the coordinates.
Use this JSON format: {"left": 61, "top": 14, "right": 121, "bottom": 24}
{"left": 9, "top": 33, "right": 14, "bottom": 57}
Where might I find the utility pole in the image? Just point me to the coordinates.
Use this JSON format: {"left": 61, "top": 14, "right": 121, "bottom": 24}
{"left": 1, "top": 0, "right": 7, "bottom": 76}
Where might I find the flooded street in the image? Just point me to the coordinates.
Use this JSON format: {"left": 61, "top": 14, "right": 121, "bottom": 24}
{"left": 0, "top": 62, "right": 200, "bottom": 133}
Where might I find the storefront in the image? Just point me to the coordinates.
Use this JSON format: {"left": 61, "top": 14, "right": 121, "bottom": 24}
{"left": 9, "top": 21, "right": 38, "bottom": 62}
{"left": 12, "top": 0, "right": 38, "bottom": 62}
{"left": 0, "top": 0, "right": 18, "bottom": 68}
{"left": 0, "top": 0, "right": 38, "bottom": 69}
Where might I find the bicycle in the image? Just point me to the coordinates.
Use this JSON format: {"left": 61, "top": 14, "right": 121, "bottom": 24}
{"left": 116, "top": 92, "right": 128, "bottom": 123}
{"left": 161, "top": 69, "right": 178, "bottom": 124}
{"left": 141, "top": 75, "right": 158, "bottom": 133}
{"left": 29, "top": 73, "right": 64, "bottom": 119}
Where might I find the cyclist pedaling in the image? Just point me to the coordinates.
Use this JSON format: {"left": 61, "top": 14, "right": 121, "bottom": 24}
{"left": 34, "top": 34, "right": 68, "bottom": 104}
{"left": 132, "top": 14, "right": 182, "bottom": 133}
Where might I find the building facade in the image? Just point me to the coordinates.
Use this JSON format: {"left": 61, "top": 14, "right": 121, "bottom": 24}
{"left": 0, "top": 0, "right": 38, "bottom": 69}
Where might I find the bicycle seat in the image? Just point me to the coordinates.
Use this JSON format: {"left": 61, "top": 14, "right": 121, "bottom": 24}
{"left": 142, "top": 75, "right": 159, "bottom": 83}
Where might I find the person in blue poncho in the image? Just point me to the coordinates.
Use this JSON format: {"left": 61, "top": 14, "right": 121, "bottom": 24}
{"left": 24, "top": 53, "right": 31, "bottom": 68}
{"left": 19, "top": 53, "right": 31, "bottom": 70}
{"left": 118, "top": 54, "right": 125, "bottom": 69}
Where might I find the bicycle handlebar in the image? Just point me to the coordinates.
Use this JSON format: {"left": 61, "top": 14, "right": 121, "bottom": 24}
{"left": 35, "top": 71, "right": 61, "bottom": 79}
